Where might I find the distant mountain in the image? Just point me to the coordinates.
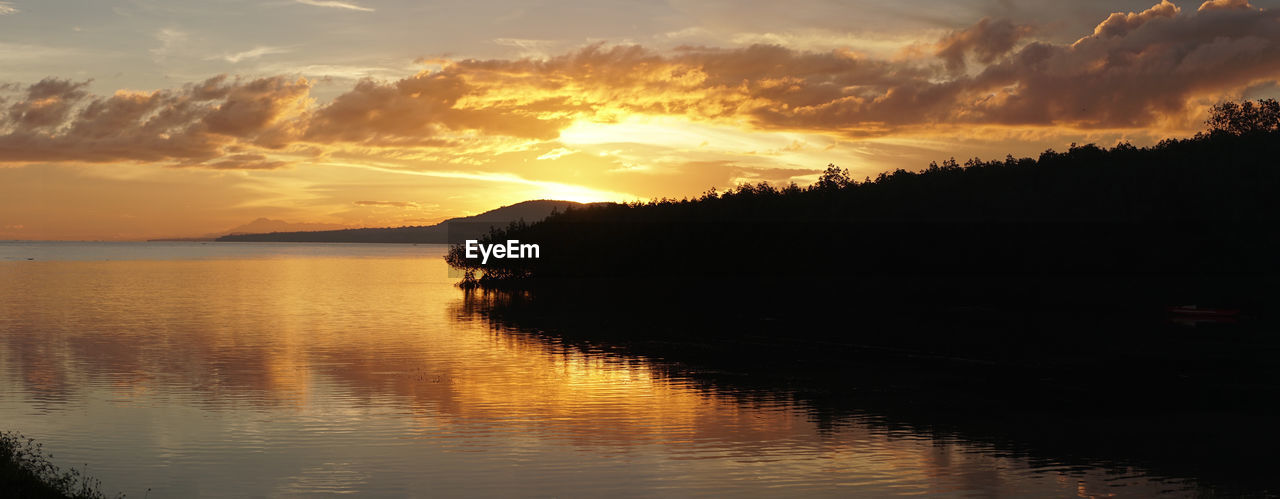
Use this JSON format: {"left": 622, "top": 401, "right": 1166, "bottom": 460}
{"left": 216, "top": 200, "right": 602, "bottom": 243}
{"left": 148, "top": 218, "right": 351, "bottom": 241}
{"left": 224, "top": 218, "right": 349, "bottom": 236}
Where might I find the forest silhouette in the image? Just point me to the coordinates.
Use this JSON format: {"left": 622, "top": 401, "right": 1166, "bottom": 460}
{"left": 445, "top": 104, "right": 1280, "bottom": 495}
{"left": 448, "top": 99, "right": 1280, "bottom": 308}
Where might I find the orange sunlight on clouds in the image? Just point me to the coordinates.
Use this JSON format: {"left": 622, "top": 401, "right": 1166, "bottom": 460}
{"left": 1, "top": 0, "right": 1278, "bottom": 239}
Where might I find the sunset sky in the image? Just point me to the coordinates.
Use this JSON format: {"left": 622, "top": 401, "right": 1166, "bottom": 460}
{"left": 2, "top": 0, "right": 1278, "bottom": 240}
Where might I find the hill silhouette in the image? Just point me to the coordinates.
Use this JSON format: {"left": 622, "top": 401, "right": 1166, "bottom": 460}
{"left": 448, "top": 100, "right": 1280, "bottom": 308}
{"left": 223, "top": 218, "right": 351, "bottom": 236}
{"left": 148, "top": 218, "right": 351, "bottom": 241}
{"left": 217, "top": 200, "right": 599, "bottom": 243}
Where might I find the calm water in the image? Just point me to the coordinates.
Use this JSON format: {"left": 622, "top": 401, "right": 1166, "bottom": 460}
{"left": 0, "top": 242, "right": 1205, "bottom": 497}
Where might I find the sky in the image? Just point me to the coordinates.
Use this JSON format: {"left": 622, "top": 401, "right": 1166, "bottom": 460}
{"left": 1, "top": 0, "right": 1278, "bottom": 240}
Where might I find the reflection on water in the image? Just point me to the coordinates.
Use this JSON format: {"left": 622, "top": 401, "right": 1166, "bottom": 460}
{"left": 0, "top": 242, "right": 1212, "bottom": 496}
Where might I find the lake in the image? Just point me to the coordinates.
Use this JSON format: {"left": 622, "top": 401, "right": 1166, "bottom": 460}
{"left": 0, "top": 242, "right": 1236, "bottom": 496}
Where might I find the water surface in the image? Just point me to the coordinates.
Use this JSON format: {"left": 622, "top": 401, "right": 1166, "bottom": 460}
{"left": 0, "top": 242, "right": 1213, "bottom": 496}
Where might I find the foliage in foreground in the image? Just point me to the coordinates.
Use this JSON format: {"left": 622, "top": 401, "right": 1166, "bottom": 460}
{"left": 1, "top": 431, "right": 117, "bottom": 499}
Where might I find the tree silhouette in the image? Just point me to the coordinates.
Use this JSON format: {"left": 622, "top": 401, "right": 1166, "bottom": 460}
{"left": 815, "top": 163, "right": 853, "bottom": 190}
{"left": 1206, "top": 98, "right": 1280, "bottom": 135}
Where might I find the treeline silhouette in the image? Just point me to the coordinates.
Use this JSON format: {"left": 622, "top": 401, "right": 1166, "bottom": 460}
{"left": 448, "top": 100, "right": 1280, "bottom": 307}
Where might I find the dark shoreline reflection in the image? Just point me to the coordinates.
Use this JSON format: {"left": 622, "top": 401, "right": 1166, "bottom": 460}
{"left": 454, "top": 286, "right": 1280, "bottom": 497}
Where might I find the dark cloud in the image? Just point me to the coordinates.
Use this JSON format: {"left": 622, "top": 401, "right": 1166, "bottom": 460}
{"left": 202, "top": 77, "right": 309, "bottom": 138}
{"left": 0, "top": 76, "right": 308, "bottom": 167}
{"left": 963, "top": 1, "right": 1280, "bottom": 128}
{"left": 5, "top": 78, "right": 91, "bottom": 129}
{"left": 936, "top": 18, "right": 1034, "bottom": 73}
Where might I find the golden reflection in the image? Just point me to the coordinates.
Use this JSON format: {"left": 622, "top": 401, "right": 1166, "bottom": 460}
{"left": 7, "top": 256, "right": 824, "bottom": 446}
{"left": 0, "top": 253, "right": 1201, "bottom": 496}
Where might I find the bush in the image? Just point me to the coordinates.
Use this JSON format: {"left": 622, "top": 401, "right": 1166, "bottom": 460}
{"left": 1, "top": 431, "right": 117, "bottom": 499}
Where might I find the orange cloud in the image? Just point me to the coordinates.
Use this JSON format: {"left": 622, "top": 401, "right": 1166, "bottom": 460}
{"left": 302, "top": 71, "right": 566, "bottom": 146}
{"left": 1198, "top": 0, "right": 1254, "bottom": 12}
{"left": 3, "top": 1, "right": 1278, "bottom": 169}
{"left": 366, "top": 3, "right": 1280, "bottom": 134}
{"left": 192, "top": 153, "right": 291, "bottom": 170}
{"left": 1081, "top": 0, "right": 1180, "bottom": 42}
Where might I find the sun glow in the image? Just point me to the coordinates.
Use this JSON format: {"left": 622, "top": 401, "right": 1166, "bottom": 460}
{"left": 560, "top": 116, "right": 755, "bottom": 149}
{"left": 559, "top": 115, "right": 844, "bottom": 158}
{"left": 324, "top": 161, "right": 637, "bottom": 205}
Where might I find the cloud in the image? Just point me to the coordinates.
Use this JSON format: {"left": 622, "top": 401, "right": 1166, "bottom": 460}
{"left": 1198, "top": 0, "right": 1254, "bottom": 12}
{"left": 201, "top": 77, "right": 311, "bottom": 138}
{"left": 595, "top": 159, "right": 821, "bottom": 196}
{"left": 0, "top": 76, "right": 310, "bottom": 167}
{"left": 213, "top": 46, "right": 293, "bottom": 64}
{"left": 187, "top": 153, "right": 290, "bottom": 170}
{"left": 409, "top": 3, "right": 1278, "bottom": 133}
{"left": 493, "top": 38, "right": 559, "bottom": 59}
{"left": 295, "top": 0, "right": 373, "bottom": 12}
{"left": 150, "top": 28, "right": 188, "bottom": 60}
{"left": 4, "top": 1, "right": 1279, "bottom": 169}
{"left": 935, "top": 18, "right": 1033, "bottom": 73}
{"left": 536, "top": 147, "right": 575, "bottom": 160}
{"left": 353, "top": 200, "right": 420, "bottom": 208}
{"left": 969, "top": 0, "right": 1278, "bottom": 129}
{"left": 301, "top": 70, "right": 569, "bottom": 145}
{"left": 0, "top": 2, "right": 17, "bottom": 15}
{"left": 5, "top": 79, "right": 91, "bottom": 129}
{"left": 1078, "top": 0, "right": 1180, "bottom": 42}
